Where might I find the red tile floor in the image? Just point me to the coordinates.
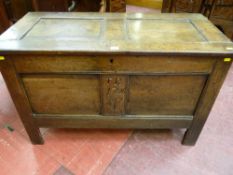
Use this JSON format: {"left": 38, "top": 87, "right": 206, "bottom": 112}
{"left": 1, "top": 6, "right": 233, "bottom": 175}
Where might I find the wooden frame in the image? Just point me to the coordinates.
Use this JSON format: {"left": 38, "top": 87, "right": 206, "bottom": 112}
{"left": 183, "top": 58, "right": 232, "bottom": 145}
{"left": 0, "top": 58, "right": 43, "bottom": 144}
{"left": 0, "top": 13, "right": 232, "bottom": 146}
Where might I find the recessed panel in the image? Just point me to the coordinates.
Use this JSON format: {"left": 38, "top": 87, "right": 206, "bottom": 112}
{"left": 127, "top": 75, "right": 207, "bottom": 115}
{"left": 22, "top": 75, "right": 100, "bottom": 114}
{"left": 101, "top": 75, "right": 127, "bottom": 115}
{"left": 24, "top": 18, "right": 103, "bottom": 40}
{"left": 127, "top": 19, "right": 205, "bottom": 42}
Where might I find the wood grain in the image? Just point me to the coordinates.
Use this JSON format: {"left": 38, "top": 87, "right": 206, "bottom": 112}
{"left": 0, "top": 57, "right": 43, "bottom": 144}
{"left": 13, "top": 56, "right": 215, "bottom": 73}
{"left": 101, "top": 75, "right": 127, "bottom": 115}
{"left": 0, "top": 13, "right": 232, "bottom": 54}
{"left": 127, "top": 75, "right": 207, "bottom": 115}
{"left": 0, "top": 13, "right": 232, "bottom": 145}
{"left": 182, "top": 58, "right": 232, "bottom": 145}
{"left": 22, "top": 75, "right": 100, "bottom": 114}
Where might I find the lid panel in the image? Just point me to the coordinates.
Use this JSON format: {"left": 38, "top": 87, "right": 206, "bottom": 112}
{"left": 127, "top": 19, "right": 206, "bottom": 42}
{"left": 24, "top": 18, "right": 103, "bottom": 40}
{"left": 0, "top": 12, "right": 232, "bottom": 54}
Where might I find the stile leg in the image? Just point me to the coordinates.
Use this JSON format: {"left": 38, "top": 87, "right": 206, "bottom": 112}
{"left": 24, "top": 126, "right": 44, "bottom": 145}
{"left": 0, "top": 58, "right": 44, "bottom": 144}
{"left": 182, "top": 125, "right": 204, "bottom": 146}
{"left": 182, "top": 58, "right": 232, "bottom": 145}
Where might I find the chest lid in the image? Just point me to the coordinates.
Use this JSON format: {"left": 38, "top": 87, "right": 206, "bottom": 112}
{"left": 0, "top": 12, "right": 232, "bottom": 55}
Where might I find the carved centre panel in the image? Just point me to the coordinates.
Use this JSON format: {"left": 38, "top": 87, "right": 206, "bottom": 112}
{"left": 101, "top": 75, "right": 127, "bottom": 115}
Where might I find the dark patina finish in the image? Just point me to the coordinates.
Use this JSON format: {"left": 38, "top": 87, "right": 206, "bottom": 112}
{"left": 0, "top": 12, "right": 232, "bottom": 145}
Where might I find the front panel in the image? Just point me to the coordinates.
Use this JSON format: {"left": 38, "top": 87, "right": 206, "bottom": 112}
{"left": 22, "top": 75, "right": 100, "bottom": 114}
{"left": 127, "top": 75, "right": 207, "bottom": 115}
{"left": 18, "top": 56, "right": 213, "bottom": 118}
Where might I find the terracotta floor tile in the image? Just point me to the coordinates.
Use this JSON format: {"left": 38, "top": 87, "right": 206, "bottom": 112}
{"left": 0, "top": 156, "right": 17, "bottom": 175}
{"left": 67, "top": 130, "right": 131, "bottom": 175}
{"left": 36, "top": 159, "right": 61, "bottom": 175}
{"left": 0, "top": 127, "right": 60, "bottom": 175}
{"left": 67, "top": 143, "right": 103, "bottom": 175}
{"left": 38, "top": 129, "right": 89, "bottom": 165}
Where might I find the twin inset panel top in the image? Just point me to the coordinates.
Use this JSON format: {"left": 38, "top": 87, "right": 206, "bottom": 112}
{"left": 0, "top": 12, "right": 232, "bottom": 55}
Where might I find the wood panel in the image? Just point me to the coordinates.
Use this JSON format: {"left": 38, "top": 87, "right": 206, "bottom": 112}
{"left": 101, "top": 75, "right": 127, "bottom": 115}
{"left": 127, "top": 75, "right": 207, "bottom": 115}
{"left": 22, "top": 75, "right": 100, "bottom": 114}
{"left": 1, "top": 13, "right": 232, "bottom": 54}
{"left": 24, "top": 18, "right": 102, "bottom": 39}
{"left": 13, "top": 56, "right": 215, "bottom": 73}
{"left": 127, "top": 18, "right": 206, "bottom": 42}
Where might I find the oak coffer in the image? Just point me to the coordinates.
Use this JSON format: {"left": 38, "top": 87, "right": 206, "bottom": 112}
{"left": 0, "top": 12, "right": 232, "bottom": 145}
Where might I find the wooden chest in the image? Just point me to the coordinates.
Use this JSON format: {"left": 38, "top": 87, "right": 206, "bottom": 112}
{"left": 0, "top": 13, "right": 232, "bottom": 145}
